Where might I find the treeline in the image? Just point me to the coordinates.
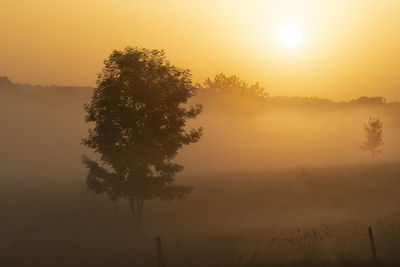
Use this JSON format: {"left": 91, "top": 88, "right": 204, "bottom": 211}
{"left": 196, "top": 74, "right": 396, "bottom": 112}
{"left": 0, "top": 76, "right": 91, "bottom": 99}
{"left": 0, "top": 75, "right": 397, "bottom": 112}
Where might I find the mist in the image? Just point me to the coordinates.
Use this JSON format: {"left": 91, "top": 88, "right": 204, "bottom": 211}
{"left": 1, "top": 77, "right": 399, "bottom": 177}
{"left": 182, "top": 98, "right": 400, "bottom": 172}
{"left": 2, "top": 76, "right": 400, "bottom": 266}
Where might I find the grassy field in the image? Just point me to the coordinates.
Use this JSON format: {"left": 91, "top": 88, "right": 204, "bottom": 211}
{"left": 1, "top": 162, "right": 400, "bottom": 266}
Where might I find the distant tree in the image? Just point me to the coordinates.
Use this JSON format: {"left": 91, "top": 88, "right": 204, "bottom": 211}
{"left": 360, "top": 117, "right": 384, "bottom": 157}
{"left": 0, "top": 76, "right": 20, "bottom": 94}
{"left": 82, "top": 47, "right": 203, "bottom": 222}
{"left": 0, "top": 76, "right": 12, "bottom": 87}
{"left": 350, "top": 96, "right": 386, "bottom": 106}
{"left": 199, "top": 73, "right": 268, "bottom": 110}
{"left": 202, "top": 73, "right": 266, "bottom": 97}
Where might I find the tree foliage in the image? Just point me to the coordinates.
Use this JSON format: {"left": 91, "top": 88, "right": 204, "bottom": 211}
{"left": 360, "top": 117, "right": 384, "bottom": 157}
{"left": 199, "top": 73, "right": 268, "bottom": 111}
{"left": 82, "top": 47, "right": 202, "bottom": 220}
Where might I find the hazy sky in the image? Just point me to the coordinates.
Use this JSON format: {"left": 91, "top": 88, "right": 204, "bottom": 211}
{"left": 2, "top": 0, "right": 400, "bottom": 100}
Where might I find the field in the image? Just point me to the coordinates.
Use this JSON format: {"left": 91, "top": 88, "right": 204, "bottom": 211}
{"left": 1, "top": 162, "right": 400, "bottom": 267}
{"left": 1, "top": 81, "right": 400, "bottom": 266}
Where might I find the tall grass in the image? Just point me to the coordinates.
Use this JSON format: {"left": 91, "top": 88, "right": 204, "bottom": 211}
{"left": 1, "top": 162, "right": 400, "bottom": 266}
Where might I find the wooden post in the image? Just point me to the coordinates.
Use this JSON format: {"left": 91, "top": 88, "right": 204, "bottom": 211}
{"left": 156, "top": 236, "right": 165, "bottom": 267}
{"left": 368, "top": 226, "right": 378, "bottom": 262}
{"left": 249, "top": 250, "right": 257, "bottom": 266}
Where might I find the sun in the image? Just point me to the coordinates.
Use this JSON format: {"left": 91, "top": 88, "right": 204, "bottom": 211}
{"left": 279, "top": 26, "right": 302, "bottom": 47}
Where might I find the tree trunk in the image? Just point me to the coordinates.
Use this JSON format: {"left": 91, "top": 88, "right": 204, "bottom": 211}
{"left": 137, "top": 197, "right": 144, "bottom": 221}
{"left": 129, "top": 197, "right": 145, "bottom": 224}
{"left": 129, "top": 197, "right": 136, "bottom": 221}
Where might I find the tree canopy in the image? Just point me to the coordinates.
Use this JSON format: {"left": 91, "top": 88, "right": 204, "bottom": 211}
{"left": 82, "top": 47, "right": 202, "bottom": 220}
{"left": 199, "top": 73, "right": 268, "bottom": 111}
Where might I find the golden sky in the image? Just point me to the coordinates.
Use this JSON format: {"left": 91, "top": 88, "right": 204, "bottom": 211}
{"left": 1, "top": 0, "right": 400, "bottom": 100}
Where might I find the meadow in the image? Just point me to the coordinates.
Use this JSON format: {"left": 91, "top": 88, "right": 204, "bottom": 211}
{"left": 1, "top": 80, "right": 400, "bottom": 266}
{"left": 1, "top": 162, "right": 400, "bottom": 267}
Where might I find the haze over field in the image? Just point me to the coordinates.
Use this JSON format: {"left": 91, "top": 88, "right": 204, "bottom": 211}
{"left": 1, "top": 76, "right": 400, "bottom": 177}
{"left": 2, "top": 76, "right": 400, "bottom": 267}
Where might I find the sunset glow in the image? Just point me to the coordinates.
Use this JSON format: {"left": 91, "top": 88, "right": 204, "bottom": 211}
{"left": 1, "top": 0, "right": 400, "bottom": 101}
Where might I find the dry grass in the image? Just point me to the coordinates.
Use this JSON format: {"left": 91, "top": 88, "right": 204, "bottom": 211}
{"left": 1, "top": 162, "right": 400, "bottom": 266}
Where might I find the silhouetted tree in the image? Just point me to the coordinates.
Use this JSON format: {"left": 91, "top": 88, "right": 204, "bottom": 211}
{"left": 360, "top": 117, "right": 384, "bottom": 157}
{"left": 350, "top": 96, "right": 386, "bottom": 106}
{"left": 82, "top": 47, "right": 203, "bottom": 222}
{"left": 199, "top": 73, "right": 267, "bottom": 111}
{"left": 201, "top": 73, "right": 267, "bottom": 99}
{"left": 0, "top": 76, "right": 12, "bottom": 87}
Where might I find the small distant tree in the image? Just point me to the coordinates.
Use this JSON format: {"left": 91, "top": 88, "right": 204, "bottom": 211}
{"left": 199, "top": 73, "right": 268, "bottom": 111}
{"left": 82, "top": 47, "right": 203, "bottom": 222}
{"left": 202, "top": 73, "right": 266, "bottom": 98}
{"left": 360, "top": 117, "right": 384, "bottom": 157}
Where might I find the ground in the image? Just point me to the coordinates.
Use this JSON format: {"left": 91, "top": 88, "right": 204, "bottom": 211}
{"left": 1, "top": 162, "right": 400, "bottom": 266}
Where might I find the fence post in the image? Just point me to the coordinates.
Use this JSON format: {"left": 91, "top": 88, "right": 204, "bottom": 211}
{"left": 249, "top": 250, "right": 257, "bottom": 266}
{"left": 156, "top": 236, "right": 165, "bottom": 267}
{"left": 368, "top": 226, "right": 378, "bottom": 262}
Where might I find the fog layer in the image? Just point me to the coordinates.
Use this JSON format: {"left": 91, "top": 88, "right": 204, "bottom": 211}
{"left": 1, "top": 77, "right": 399, "bottom": 178}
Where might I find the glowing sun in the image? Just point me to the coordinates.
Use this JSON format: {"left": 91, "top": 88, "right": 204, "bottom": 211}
{"left": 279, "top": 26, "right": 302, "bottom": 47}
